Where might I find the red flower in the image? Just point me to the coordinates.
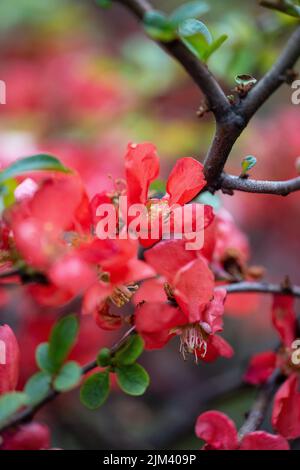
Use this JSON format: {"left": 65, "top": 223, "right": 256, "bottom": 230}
{"left": 135, "top": 240, "right": 233, "bottom": 361}
{"left": 244, "top": 351, "right": 277, "bottom": 385}
{"left": 0, "top": 325, "right": 19, "bottom": 395}
{"left": 272, "top": 374, "right": 300, "bottom": 439}
{"left": 272, "top": 295, "right": 296, "bottom": 347}
{"left": 1, "top": 422, "right": 50, "bottom": 450}
{"left": 195, "top": 411, "right": 289, "bottom": 450}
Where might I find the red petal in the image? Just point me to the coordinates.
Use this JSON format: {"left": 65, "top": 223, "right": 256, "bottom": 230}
{"left": 133, "top": 278, "right": 166, "bottom": 305}
{"left": 272, "top": 295, "right": 297, "bottom": 347}
{"left": 145, "top": 239, "right": 196, "bottom": 282}
{"left": 49, "top": 254, "right": 97, "bottom": 295}
{"left": 93, "top": 301, "right": 122, "bottom": 331}
{"left": 125, "top": 142, "right": 160, "bottom": 205}
{"left": 195, "top": 411, "right": 238, "bottom": 450}
{"left": 167, "top": 158, "right": 206, "bottom": 205}
{"left": 201, "top": 335, "right": 234, "bottom": 363}
{"left": 173, "top": 257, "right": 214, "bottom": 323}
{"left": 244, "top": 351, "right": 277, "bottom": 385}
{"left": 135, "top": 302, "right": 185, "bottom": 350}
{"left": 0, "top": 325, "right": 19, "bottom": 395}
{"left": 203, "top": 289, "right": 226, "bottom": 334}
{"left": 240, "top": 431, "right": 289, "bottom": 450}
{"left": 1, "top": 422, "right": 50, "bottom": 450}
{"left": 272, "top": 374, "right": 300, "bottom": 439}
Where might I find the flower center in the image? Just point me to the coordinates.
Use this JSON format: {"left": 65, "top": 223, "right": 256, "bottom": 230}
{"left": 109, "top": 283, "right": 139, "bottom": 308}
{"left": 179, "top": 324, "right": 208, "bottom": 362}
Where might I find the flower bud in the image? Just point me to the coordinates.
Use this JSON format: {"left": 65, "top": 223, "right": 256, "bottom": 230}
{"left": 1, "top": 422, "right": 50, "bottom": 450}
{"left": 0, "top": 325, "right": 20, "bottom": 395}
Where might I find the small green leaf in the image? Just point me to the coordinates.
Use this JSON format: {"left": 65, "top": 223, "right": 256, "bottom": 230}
{"left": 116, "top": 364, "right": 149, "bottom": 396}
{"left": 0, "top": 154, "right": 71, "bottom": 185}
{"left": 178, "top": 19, "right": 212, "bottom": 60}
{"left": 235, "top": 74, "right": 257, "bottom": 87}
{"left": 0, "top": 178, "right": 18, "bottom": 209}
{"left": 143, "top": 11, "right": 176, "bottom": 42}
{"left": 80, "top": 371, "right": 110, "bottom": 409}
{"left": 97, "top": 348, "right": 112, "bottom": 367}
{"left": 169, "top": 1, "right": 209, "bottom": 27}
{"left": 115, "top": 335, "right": 144, "bottom": 366}
{"left": 49, "top": 315, "right": 79, "bottom": 371}
{"left": 36, "top": 343, "right": 57, "bottom": 374}
{"left": 260, "top": 0, "right": 300, "bottom": 18}
{"left": 95, "top": 0, "right": 112, "bottom": 8}
{"left": 201, "top": 34, "right": 228, "bottom": 62}
{"left": 241, "top": 155, "right": 257, "bottom": 175}
{"left": 149, "top": 179, "right": 166, "bottom": 194}
{"left": 0, "top": 392, "right": 28, "bottom": 424}
{"left": 24, "top": 371, "right": 51, "bottom": 405}
{"left": 53, "top": 361, "right": 81, "bottom": 392}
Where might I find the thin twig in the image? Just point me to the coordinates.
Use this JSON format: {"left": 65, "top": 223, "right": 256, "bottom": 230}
{"left": 220, "top": 173, "right": 300, "bottom": 196}
{"left": 238, "top": 370, "right": 281, "bottom": 438}
{"left": 219, "top": 281, "right": 300, "bottom": 298}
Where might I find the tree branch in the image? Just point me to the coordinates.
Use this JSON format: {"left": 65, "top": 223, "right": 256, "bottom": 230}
{"left": 220, "top": 173, "right": 300, "bottom": 196}
{"left": 238, "top": 370, "right": 281, "bottom": 438}
{"left": 241, "top": 25, "right": 300, "bottom": 121}
{"left": 220, "top": 281, "right": 300, "bottom": 298}
{"left": 115, "top": 0, "right": 230, "bottom": 120}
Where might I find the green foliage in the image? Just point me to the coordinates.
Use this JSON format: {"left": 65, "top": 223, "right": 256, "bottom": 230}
{"left": 116, "top": 363, "right": 150, "bottom": 396}
{"left": 149, "top": 179, "right": 166, "bottom": 194}
{"left": 0, "top": 154, "right": 71, "bottom": 185}
{"left": 0, "top": 178, "right": 18, "bottom": 212}
{"left": 260, "top": 0, "right": 300, "bottom": 18}
{"left": 0, "top": 392, "right": 28, "bottom": 424}
{"left": 241, "top": 155, "right": 257, "bottom": 175}
{"left": 24, "top": 371, "right": 51, "bottom": 405}
{"left": 48, "top": 315, "right": 79, "bottom": 372}
{"left": 36, "top": 342, "right": 57, "bottom": 374}
{"left": 169, "top": 1, "right": 209, "bottom": 27}
{"left": 143, "top": 11, "right": 177, "bottom": 42}
{"left": 53, "top": 361, "right": 82, "bottom": 392}
{"left": 97, "top": 348, "right": 112, "bottom": 367}
{"left": 114, "top": 335, "right": 144, "bottom": 366}
{"left": 80, "top": 371, "right": 110, "bottom": 409}
{"left": 95, "top": 0, "right": 112, "bottom": 8}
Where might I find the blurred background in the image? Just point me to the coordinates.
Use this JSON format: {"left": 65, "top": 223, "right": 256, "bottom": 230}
{"left": 0, "top": 0, "right": 299, "bottom": 449}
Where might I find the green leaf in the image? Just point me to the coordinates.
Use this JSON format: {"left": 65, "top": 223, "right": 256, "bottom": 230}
{"left": 169, "top": 1, "right": 209, "bottom": 27}
{"left": 114, "top": 335, "right": 144, "bottom": 366}
{"left": 116, "top": 364, "right": 149, "bottom": 396}
{"left": 0, "top": 154, "right": 71, "bottom": 185}
{"left": 95, "top": 0, "right": 112, "bottom": 8}
{"left": 201, "top": 34, "right": 228, "bottom": 62}
{"left": 49, "top": 315, "right": 79, "bottom": 371}
{"left": 235, "top": 74, "right": 257, "bottom": 87}
{"left": 143, "top": 11, "right": 176, "bottom": 42}
{"left": 36, "top": 342, "right": 57, "bottom": 374}
{"left": 149, "top": 179, "right": 166, "bottom": 194}
{"left": 0, "top": 392, "right": 28, "bottom": 424}
{"left": 53, "top": 361, "right": 82, "bottom": 392}
{"left": 24, "top": 371, "right": 51, "bottom": 405}
{"left": 178, "top": 19, "right": 212, "bottom": 60}
{"left": 0, "top": 178, "right": 18, "bottom": 209}
{"left": 241, "top": 155, "right": 257, "bottom": 175}
{"left": 97, "top": 348, "right": 112, "bottom": 367}
{"left": 80, "top": 371, "right": 110, "bottom": 409}
{"left": 260, "top": 0, "right": 300, "bottom": 18}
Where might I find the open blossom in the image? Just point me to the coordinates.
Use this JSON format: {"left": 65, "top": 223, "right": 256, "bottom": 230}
{"left": 134, "top": 239, "right": 233, "bottom": 361}
{"left": 244, "top": 295, "right": 300, "bottom": 439}
{"left": 92, "top": 142, "right": 213, "bottom": 247}
{"left": 195, "top": 411, "right": 289, "bottom": 450}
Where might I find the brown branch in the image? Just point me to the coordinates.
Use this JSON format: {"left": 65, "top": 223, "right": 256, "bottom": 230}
{"left": 114, "top": 0, "right": 230, "bottom": 120}
{"left": 220, "top": 173, "right": 300, "bottom": 196}
{"left": 220, "top": 281, "right": 300, "bottom": 298}
{"left": 238, "top": 370, "right": 281, "bottom": 438}
{"left": 240, "top": 25, "right": 300, "bottom": 122}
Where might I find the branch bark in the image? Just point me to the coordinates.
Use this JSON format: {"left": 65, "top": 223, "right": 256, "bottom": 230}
{"left": 238, "top": 370, "right": 281, "bottom": 438}
{"left": 220, "top": 173, "right": 300, "bottom": 196}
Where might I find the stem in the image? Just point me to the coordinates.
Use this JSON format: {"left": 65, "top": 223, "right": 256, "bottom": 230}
{"left": 219, "top": 281, "right": 300, "bottom": 298}
{"left": 238, "top": 370, "right": 280, "bottom": 438}
{"left": 220, "top": 173, "right": 300, "bottom": 196}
